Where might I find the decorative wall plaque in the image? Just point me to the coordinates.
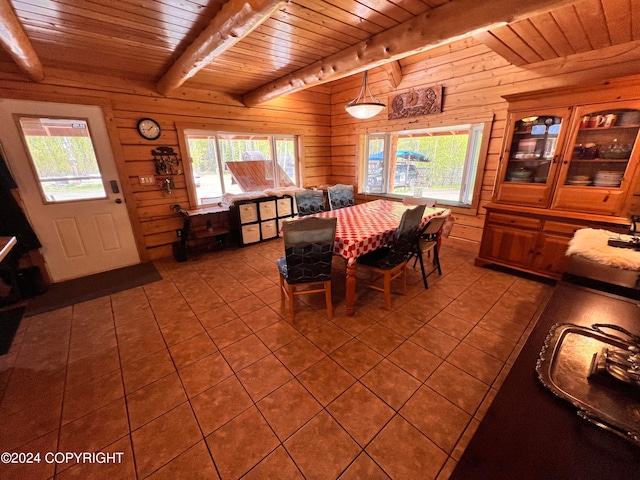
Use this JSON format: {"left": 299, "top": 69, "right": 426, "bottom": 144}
{"left": 388, "top": 86, "right": 442, "bottom": 120}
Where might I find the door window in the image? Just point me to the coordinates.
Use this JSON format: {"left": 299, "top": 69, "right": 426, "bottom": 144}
{"left": 18, "top": 117, "right": 107, "bottom": 203}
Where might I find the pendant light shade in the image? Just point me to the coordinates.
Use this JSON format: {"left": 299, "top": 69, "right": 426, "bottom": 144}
{"left": 345, "top": 71, "right": 386, "bottom": 119}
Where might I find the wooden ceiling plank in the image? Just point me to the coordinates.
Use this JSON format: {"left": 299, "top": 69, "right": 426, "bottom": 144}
{"left": 287, "top": 0, "right": 383, "bottom": 36}
{"left": 550, "top": 4, "right": 590, "bottom": 53}
{"left": 234, "top": 35, "right": 325, "bottom": 61}
{"left": 243, "top": 0, "right": 582, "bottom": 106}
{"left": 296, "top": 0, "right": 390, "bottom": 34}
{"left": 388, "top": 0, "right": 438, "bottom": 16}
{"left": 602, "top": 0, "right": 632, "bottom": 45}
{"left": 489, "top": 26, "right": 543, "bottom": 64}
{"left": 15, "top": 5, "right": 191, "bottom": 46}
{"left": 0, "top": 0, "right": 44, "bottom": 81}
{"left": 92, "top": 0, "right": 222, "bottom": 25}
{"left": 574, "top": 0, "right": 610, "bottom": 49}
{"left": 315, "top": 0, "right": 403, "bottom": 29}
{"left": 355, "top": 0, "right": 415, "bottom": 23}
{"left": 530, "top": 12, "right": 575, "bottom": 57}
{"left": 156, "top": 0, "right": 286, "bottom": 96}
{"left": 633, "top": 0, "right": 640, "bottom": 40}
{"left": 473, "top": 30, "right": 527, "bottom": 66}
{"left": 509, "top": 20, "right": 558, "bottom": 61}
{"left": 270, "top": 9, "right": 367, "bottom": 44}
{"left": 15, "top": 0, "right": 196, "bottom": 38}
{"left": 262, "top": 16, "right": 354, "bottom": 49}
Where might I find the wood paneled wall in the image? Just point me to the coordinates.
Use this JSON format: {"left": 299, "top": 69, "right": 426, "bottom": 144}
{"left": 2, "top": 34, "right": 640, "bottom": 262}
{"left": 0, "top": 69, "right": 332, "bottom": 260}
{"left": 329, "top": 37, "right": 640, "bottom": 252}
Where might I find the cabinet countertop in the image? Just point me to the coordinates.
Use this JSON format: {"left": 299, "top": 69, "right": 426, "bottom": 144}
{"left": 451, "top": 282, "right": 640, "bottom": 479}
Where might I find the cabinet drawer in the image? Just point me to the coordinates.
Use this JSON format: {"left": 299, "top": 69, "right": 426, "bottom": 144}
{"left": 489, "top": 213, "right": 542, "bottom": 230}
{"left": 259, "top": 200, "right": 277, "bottom": 220}
{"left": 277, "top": 197, "right": 292, "bottom": 217}
{"left": 239, "top": 203, "right": 258, "bottom": 224}
{"left": 241, "top": 224, "right": 261, "bottom": 244}
{"left": 261, "top": 220, "right": 278, "bottom": 240}
{"left": 542, "top": 221, "right": 584, "bottom": 237}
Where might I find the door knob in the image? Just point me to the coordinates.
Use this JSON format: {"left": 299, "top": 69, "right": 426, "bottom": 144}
{"left": 115, "top": 198, "right": 123, "bottom": 204}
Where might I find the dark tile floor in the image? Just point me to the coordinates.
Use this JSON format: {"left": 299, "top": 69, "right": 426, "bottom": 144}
{"left": 0, "top": 240, "right": 554, "bottom": 479}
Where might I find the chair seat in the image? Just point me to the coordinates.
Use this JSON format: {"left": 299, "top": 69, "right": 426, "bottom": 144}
{"left": 355, "top": 205, "right": 425, "bottom": 310}
{"left": 277, "top": 216, "right": 337, "bottom": 323}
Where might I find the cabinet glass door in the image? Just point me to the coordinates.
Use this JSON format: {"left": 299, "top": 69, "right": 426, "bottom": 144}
{"left": 552, "top": 102, "right": 640, "bottom": 215}
{"left": 494, "top": 108, "right": 570, "bottom": 207}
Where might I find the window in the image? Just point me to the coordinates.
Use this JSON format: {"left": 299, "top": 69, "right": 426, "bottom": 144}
{"left": 361, "top": 122, "right": 488, "bottom": 208}
{"left": 182, "top": 130, "right": 299, "bottom": 206}
{"left": 18, "top": 117, "right": 107, "bottom": 203}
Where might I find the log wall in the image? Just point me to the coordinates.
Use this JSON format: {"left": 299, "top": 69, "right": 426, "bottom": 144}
{"left": 0, "top": 69, "right": 332, "bottom": 260}
{"left": 329, "top": 37, "right": 640, "bottom": 253}
{"left": 2, "top": 35, "right": 640, "bottom": 260}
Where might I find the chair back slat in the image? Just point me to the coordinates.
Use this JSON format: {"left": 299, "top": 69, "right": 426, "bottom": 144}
{"left": 294, "top": 189, "right": 325, "bottom": 216}
{"left": 377, "top": 205, "right": 425, "bottom": 269}
{"left": 420, "top": 209, "right": 451, "bottom": 236}
{"left": 282, "top": 217, "right": 337, "bottom": 283}
{"left": 327, "top": 184, "right": 355, "bottom": 210}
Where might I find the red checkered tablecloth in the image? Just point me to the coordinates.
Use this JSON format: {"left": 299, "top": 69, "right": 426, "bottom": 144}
{"left": 313, "top": 200, "right": 445, "bottom": 262}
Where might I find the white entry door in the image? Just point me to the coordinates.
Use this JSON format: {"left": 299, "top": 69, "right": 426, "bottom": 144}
{"left": 0, "top": 99, "right": 140, "bottom": 282}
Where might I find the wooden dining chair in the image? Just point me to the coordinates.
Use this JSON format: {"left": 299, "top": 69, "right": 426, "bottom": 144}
{"left": 294, "top": 189, "right": 325, "bottom": 216}
{"left": 327, "top": 184, "right": 355, "bottom": 210}
{"left": 408, "top": 209, "right": 451, "bottom": 288}
{"left": 276, "top": 216, "right": 337, "bottom": 323}
{"left": 356, "top": 205, "right": 426, "bottom": 310}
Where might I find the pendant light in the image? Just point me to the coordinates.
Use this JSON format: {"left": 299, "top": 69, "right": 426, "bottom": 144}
{"left": 345, "top": 70, "right": 386, "bottom": 119}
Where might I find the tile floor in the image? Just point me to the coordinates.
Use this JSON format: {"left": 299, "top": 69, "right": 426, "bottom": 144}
{"left": 0, "top": 240, "right": 554, "bottom": 479}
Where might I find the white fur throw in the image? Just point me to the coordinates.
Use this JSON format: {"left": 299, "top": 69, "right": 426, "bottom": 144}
{"left": 566, "top": 228, "right": 640, "bottom": 270}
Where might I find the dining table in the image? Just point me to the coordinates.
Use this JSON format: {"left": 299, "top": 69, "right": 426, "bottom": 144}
{"left": 311, "top": 199, "right": 446, "bottom": 315}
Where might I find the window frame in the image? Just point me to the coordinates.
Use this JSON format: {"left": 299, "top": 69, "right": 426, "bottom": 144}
{"left": 177, "top": 123, "right": 304, "bottom": 209}
{"left": 358, "top": 115, "right": 493, "bottom": 216}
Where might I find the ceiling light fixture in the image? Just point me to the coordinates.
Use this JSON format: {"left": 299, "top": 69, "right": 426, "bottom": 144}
{"left": 345, "top": 70, "right": 386, "bottom": 119}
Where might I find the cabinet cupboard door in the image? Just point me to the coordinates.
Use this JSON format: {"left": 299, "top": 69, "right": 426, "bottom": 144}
{"left": 494, "top": 108, "right": 570, "bottom": 207}
{"left": 480, "top": 224, "right": 538, "bottom": 269}
{"left": 552, "top": 101, "right": 640, "bottom": 215}
{"left": 532, "top": 234, "right": 572, "bottom": 276}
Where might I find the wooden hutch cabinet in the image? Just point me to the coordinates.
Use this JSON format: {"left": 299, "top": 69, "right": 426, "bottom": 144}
{"left": 477, "top": 78, "right": 640, "bottom": 279}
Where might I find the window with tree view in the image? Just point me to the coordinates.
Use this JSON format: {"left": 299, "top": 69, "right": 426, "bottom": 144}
{"left": 183, "top": 130, "right": 298, "bottom": 205}
{"left": 18, "top": 117, "right": 107, "bottom": 203}
{"left": 362, "top": 123, "right": 485, "bottom": 206}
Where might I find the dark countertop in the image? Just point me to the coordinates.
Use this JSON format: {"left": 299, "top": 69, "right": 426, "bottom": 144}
{"left": 451, "top": 281, "right": 640, "bottom": 480}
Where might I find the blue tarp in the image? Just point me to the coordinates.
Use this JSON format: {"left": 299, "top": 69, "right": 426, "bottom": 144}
{"left": 368, "top": 150, "right": 430, "bottom": 162}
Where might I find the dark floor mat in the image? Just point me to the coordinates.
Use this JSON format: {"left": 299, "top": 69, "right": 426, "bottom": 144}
{"left": 24, "top": 263, "right": 162, "bottom": 317}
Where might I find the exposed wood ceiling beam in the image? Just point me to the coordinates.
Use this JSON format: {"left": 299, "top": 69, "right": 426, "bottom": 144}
{"left": 242, "top": 0, "right": 583, "bottom": 107}
{"left": 0, "top": 0, "right": 44, "bottom": 82}
{"left": 383, "top": 61, "right": 403, "bottom": 88}
{"left": 156, "top": 0, "right": 286, "bottom": 96}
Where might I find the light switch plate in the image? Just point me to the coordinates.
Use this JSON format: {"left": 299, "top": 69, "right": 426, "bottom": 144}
{"left": 139, "top": 175, "right": 155, "bottom": 185}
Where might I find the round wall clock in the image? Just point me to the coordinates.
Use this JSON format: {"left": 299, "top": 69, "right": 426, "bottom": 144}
{"left": 137, "top": 118, "right": 161, "bottom": 140}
